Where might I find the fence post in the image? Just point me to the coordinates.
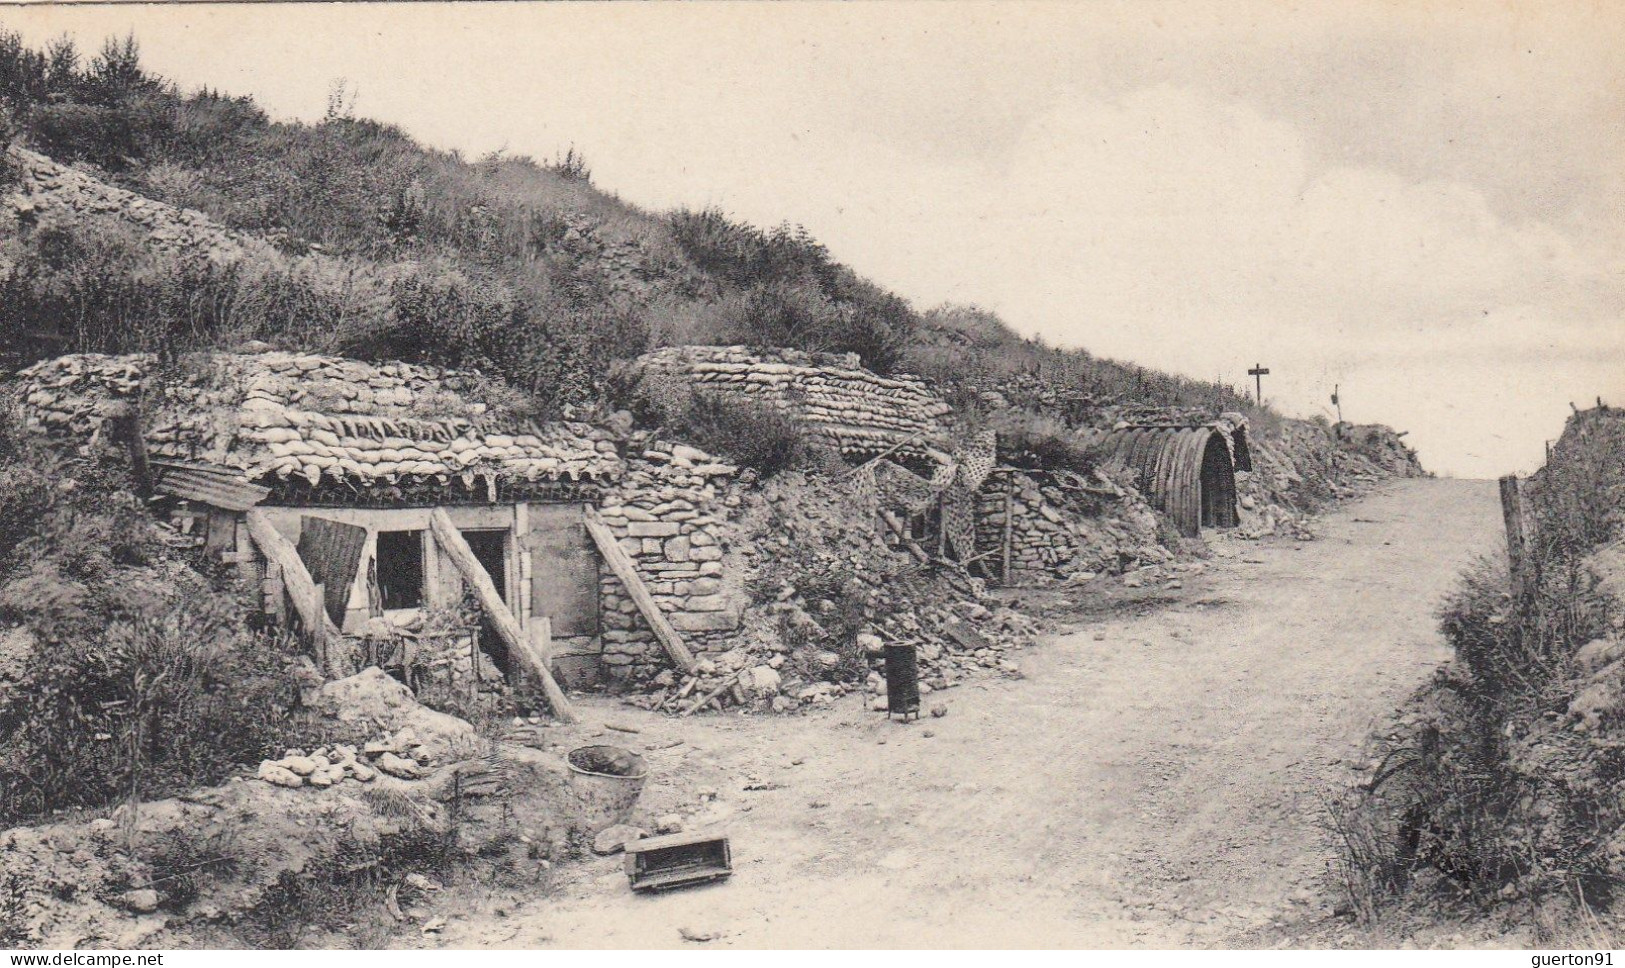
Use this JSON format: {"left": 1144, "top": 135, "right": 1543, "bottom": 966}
{"left": 1499, "top": 474, "right": 1534, "bottom": 602}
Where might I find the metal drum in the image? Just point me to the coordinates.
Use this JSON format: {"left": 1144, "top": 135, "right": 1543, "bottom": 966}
{"left": 884, "top": 643, "right": 920, "bottom": 720}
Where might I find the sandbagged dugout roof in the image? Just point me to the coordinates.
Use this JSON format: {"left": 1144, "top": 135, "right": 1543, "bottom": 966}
{"left": 17, "top": 352, "right": 623, "bottom": 490}
{"left": 631, "top": 345, "right": 952, "bottom": 459}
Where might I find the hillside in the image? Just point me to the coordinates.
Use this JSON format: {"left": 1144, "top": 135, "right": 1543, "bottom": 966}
{"left": 0, "top": 31, "right": 1302, "bottom": 431}
{"left": 1325, "top": 404, "right": 1624, "bottom": 944}
{"left": 0, "top": 31, "right": 1450, "bottom": 950}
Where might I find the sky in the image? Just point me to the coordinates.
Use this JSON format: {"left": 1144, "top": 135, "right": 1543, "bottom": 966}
{"left": 7, "top": 1, "right": 1623, "bottom": 477}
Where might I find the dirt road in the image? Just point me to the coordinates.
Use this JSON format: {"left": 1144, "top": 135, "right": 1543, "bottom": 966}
{"left": 442, "top": 478, "right": 1501, "bottom": 948}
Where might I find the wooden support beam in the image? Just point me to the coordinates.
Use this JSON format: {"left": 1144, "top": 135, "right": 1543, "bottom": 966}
{"left": 880, "top": 510, "right": 931, "bottom": 564}
{"left": 583, "top": 507, "right": 698, "bottom": 675}
{"left": 428, "top": 508, "right": 577, "bottom": 723}
{"left": 244, "top": 510, "right": 343, "bottom": 676}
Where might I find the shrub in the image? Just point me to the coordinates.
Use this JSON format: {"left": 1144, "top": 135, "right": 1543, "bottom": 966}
{"left": 621, "top": 371, "right": 808, "bottom": 477}
{"left": 0, "top": 592, "right": 313, "bottom": 826}
{"left": 0, "top": 403, "right": 315, "bottom": 826}
{"left": 1332, "top": 410, "right": 1625, "bottom": 920}
{"left": 987, "top": 410, "right": 1100, "bottom": 475}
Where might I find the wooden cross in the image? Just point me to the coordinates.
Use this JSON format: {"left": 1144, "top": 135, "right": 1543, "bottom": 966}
{"left": 1248, "top": 363, "right": 1270, "bottom": 405}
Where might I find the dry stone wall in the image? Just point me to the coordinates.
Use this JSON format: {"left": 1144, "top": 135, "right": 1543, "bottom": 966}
{"left": 594, "top": 436, "right": 748, "bottom": 681}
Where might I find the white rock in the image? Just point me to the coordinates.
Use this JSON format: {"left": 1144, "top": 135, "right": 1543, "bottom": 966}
{"left": 279, "top": 755, "right": 319, "bottom": 777}
{"left": 258, "top": 762, "right": 304, "bottom": 788}
{"left": 377, "top": 752, "right": 425, "bottom": 779}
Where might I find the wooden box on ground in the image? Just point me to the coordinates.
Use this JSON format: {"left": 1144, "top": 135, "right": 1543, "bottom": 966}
{"left": 623, "top": 831, "right": 732, "bottom": 892}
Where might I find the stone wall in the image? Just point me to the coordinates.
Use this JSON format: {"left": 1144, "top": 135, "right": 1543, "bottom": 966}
{"left": 594, "top": 437, "right": 747, "bottom": 681}
{"left": 976, "top": 469, "right": 1166, "bottom": 582}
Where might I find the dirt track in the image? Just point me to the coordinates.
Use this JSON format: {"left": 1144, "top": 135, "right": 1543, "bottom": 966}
{"left": 442, "top": 478, "right": 1502, "bottom": 948}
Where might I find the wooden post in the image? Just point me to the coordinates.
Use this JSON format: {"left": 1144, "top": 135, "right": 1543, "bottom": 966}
{"left": 1000, "top": 474, "right": 1015, "bottom": 585}
{"left": 244, "top": 510, "right": 344, "bottom": 676}
{"left": 1499, "top": 474, "right": 1535, "bottom": 601}
{"left": 936, "top": 493, "right": 948, "bottom": 560}
{"left": 105, "top": 401, "right": 151, "bottom": 497}
{"left": 311, "top": 582, "right": 328, "bottom": 673}
{"left": 428, "top": 508, "right": 577, "bottom": 723}
{"left": 583, "top": 508, "right": 699, "bottom": 675}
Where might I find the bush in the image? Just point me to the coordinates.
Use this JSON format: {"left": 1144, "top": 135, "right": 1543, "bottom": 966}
{"left": 1333, "top": 410, "right": 1625, "bottom": 920}
{"left": 0, "top": 403, "right": 316, "bottom": 826}
{"left": 0, "top": 589, "right": 314, "bottom": 826}
{"left": 625, "top": 373, "right": 809, "bottom": 478}
{"left": 987, "top": 410, "right": 1100, "bottom": 475}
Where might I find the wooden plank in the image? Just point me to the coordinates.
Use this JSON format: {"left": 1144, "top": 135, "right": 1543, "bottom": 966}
{"left": 523, "top": 503, "right": 601, "bottom": 637}
{"left": 152, "top": 461, "right": 270, "bottom": 512}
{"left": 880, "top": 510, "right": 931, "bottom": 564}
{"left": 583, "top": 507, "right": 698, "bottom": 675}
{"left": 244, "top": 509, "right": 344, "bottom": 676}
{"left": 428, "top": 508, "right": 578, "bottom": 723}
{"left": 297, "top": 516, "right": 369, "bottom": 625}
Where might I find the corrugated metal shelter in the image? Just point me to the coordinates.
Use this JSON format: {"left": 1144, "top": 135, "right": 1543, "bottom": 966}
{"left": 1087, "top": 425, "right": 1240, "bottom": 537}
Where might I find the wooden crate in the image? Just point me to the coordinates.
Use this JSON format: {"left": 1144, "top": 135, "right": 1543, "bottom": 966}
{"left": 623, "top": 831, "right": 732, "bottom": 892}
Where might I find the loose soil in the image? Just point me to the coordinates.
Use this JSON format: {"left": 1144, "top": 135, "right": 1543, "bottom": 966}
{"left": 431, "top": 478, "right": 1500, "bottom": 948}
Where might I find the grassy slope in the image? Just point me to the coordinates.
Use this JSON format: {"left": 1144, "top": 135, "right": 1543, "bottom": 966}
{"left": 0, "top": 30, "right": 1272, "bottom": 435}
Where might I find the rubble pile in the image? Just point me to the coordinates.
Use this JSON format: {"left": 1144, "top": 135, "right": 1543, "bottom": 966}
{"left": 1334, "top": 422, "right": 1426, "bottom": 478}
{"left": 0, "top": 732, "right": 582, "bottom": 948}
{"left": 1230, "top": 419, "right": 1424, "bottom": 539}
{"left": 632, "top": 345, "right": 953, "bottom": 459}
{"left": 16, "top": 352, "right": 623, "bottom": 488}
{"left": 256, "top": 743, "right": 381, "bottom": 788}
{"left": 305, "top": 667, "right": 480, "bottom": 763}
{"left": 621, "top": 468, "right": 1043, "bottom": 714}
{"left": 3, "top": 146, "right": 278, "bottom": 268}
{"left": 968, "top": 373, "right": 1102, "bottom": 424}
{"left": 862, "top": 599, "right": 1040, "bottom": 705}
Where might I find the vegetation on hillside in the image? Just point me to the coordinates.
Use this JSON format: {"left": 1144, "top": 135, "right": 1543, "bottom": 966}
{"left": 0, "top": 400, "right": 318, "bottom": 826}
{"left": 1333, "top": 407, "right": 1625, "bottom": 933}
{"left": 0, "top": 30, "right": 1265, "bottom": 432}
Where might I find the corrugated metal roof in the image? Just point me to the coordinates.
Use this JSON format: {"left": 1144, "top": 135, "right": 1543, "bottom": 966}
{"left": 1083, "top": 426, "right": 1239, "bottom": 536}
{"left": 152, "top": 461, "right": 271, "bottom": 512}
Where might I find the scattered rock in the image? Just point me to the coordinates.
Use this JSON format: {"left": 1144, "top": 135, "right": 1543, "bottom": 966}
{"left": 257, "top": 762, "right": 303, "bottom": 788}
{"left": 376, "top": 752, "right": 426, "bottom": 780}
{"left": 653, "top": 814, "right": 684, "bottom": 835}
{"left": 119, "top": 889, "right": 159, "bottom": 914}
{"left": 679, "top": 925, "right": 723, "bottom": 943}
{"left": 592, "top": 824, "right": 647, "bottom": 856}
{"left": 741, "top": 665, "right": 782, "bottom": 698}
{"left": 280, "top": 755, "right": 319, "bottom": 777}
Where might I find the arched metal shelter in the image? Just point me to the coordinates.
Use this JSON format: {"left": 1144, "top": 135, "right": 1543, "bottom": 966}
{"left": 1088, "top": 425, "right": 1240, "bottom": 537}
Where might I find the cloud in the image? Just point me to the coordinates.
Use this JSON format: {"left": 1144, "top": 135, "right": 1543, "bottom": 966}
{"left": 10, "top": 4, "right": 1619, "bottom": 475}
{"left": 775, "top": 83, "right": 1624, "bottom": 477}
